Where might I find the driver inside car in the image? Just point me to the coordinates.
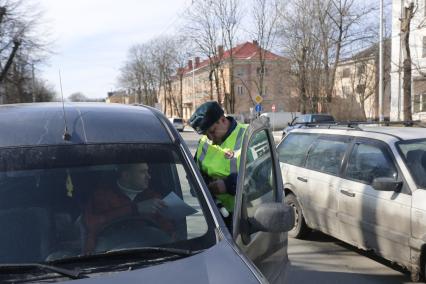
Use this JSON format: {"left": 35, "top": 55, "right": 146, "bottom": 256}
{"left": 82, "top": 163, "right": 175, "bottom": 253}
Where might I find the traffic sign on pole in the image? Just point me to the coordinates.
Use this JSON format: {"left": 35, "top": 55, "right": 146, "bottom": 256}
{"left": 255, "top": 104, "right": 262, "bottom": 112}
{"left": 272, "top": 104, "right": 276, "bottom": 112}
{"left": 254, "top": 95, "right": 263, "bottom": 104}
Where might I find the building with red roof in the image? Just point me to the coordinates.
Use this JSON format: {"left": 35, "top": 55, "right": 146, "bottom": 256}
{"left": 159, "top": 40, "right": 298, "bottom": 120}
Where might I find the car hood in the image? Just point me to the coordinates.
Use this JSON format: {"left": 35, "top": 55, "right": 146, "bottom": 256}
{"left": 69, "top": 240, "right": 260, "bottom": 283}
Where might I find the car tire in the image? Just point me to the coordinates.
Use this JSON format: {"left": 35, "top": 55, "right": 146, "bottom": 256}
{"left": 284, "top": 193, "right": 310, "bottom": 239}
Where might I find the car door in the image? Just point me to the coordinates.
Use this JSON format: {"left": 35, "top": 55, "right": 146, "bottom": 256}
{"left": 302, "top": 135, "right": 350, "bottom": 236}
{"left": 338, "top": 138, "right": 411, "bottom": 264}
{"left": 277, "top": 132, "right": 319, "bottom": 211}
{"left": 233, "top": 117, "right": 291, "bottom": 283}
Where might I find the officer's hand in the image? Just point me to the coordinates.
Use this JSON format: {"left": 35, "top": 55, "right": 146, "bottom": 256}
{"left": 208, "top": 179, "right": 226, "bottom": 195}
{"left": 137, "top": 198, "right": 166, "bottom": 215}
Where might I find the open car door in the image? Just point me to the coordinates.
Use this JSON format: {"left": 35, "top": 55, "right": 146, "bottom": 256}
{"left": 233, "top": 116, "right": 294, "bottom": 283}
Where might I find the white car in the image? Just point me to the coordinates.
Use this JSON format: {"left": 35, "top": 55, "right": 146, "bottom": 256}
{"left": 169, "top": 117, "right": 185, "bottom": 132}
{"left": 277, "top": 125, "right": 426, "bottom": 282}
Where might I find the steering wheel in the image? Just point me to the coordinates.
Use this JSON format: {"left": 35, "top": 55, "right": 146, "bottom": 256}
{"left": 94, "top": 216, "right": 173, "bottom": 252}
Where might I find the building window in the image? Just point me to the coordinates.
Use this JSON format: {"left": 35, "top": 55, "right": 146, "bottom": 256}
{"left": 256, "top": 67, "right": 268, "bottom": 76}
{"left": 423, "top": 36, "right": 426, "bottom": 58}
{"left": 356, "top": 84, "right": 366, "bottom": 94}
{"left": 357, "top": 64, "right": 366, "bottom": 76}
{"left": 342, "top": 85, "right": 351, "bottom": 97}
{"left": 423, "top": 94, "right": 426, "bottom": 111}
{"left": 236, "top": 67, "right": 245, "bottom": 77}
{"left": 263, "top": 86, "right": 269, "bottom": 98}
{"left": 237, "top": 85, "right": 244, "bottom": 95}
{"left": 414, "top": 94, "right": 421, "bottom": 113}
{"left": 341, "top": 68, "right": 351, "bottom": 78}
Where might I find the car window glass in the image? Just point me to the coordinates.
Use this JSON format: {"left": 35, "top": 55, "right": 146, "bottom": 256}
{"left": 397, "top": 139, "right": 426, "bottom": 188}
{"left": 0, "top": 144, "right": 215, "bottom": 264}
{"left": 305, "top": 138, "right": 348, "bottom": 175}
{"left": 242, "top": 130, "right": 275, "bottom": 226}
{"left": 295, "top": 115, "right": 307, "bottom": 123}
{"left": 346, "top": 143, "right": 397, "bottom": 184}
{"left": 278, "top": 133, "right": 318, "bottom": 167}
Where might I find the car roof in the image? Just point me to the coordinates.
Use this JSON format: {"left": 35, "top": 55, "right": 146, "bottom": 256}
{"left": 0, "top": 103, "right": 172, "bottom": 147}
{"left": 290, "top": 126, "right": 426, "bottom": 143}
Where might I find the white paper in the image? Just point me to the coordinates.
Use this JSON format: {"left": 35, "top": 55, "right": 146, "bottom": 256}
{"left": 160, "top": 192, "right": 197, "bottom": 220}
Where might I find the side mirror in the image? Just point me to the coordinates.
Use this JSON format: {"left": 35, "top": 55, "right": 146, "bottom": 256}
{"left": 372, "top": 177, "right": 402, "bottom": 192}
{"left": 248, "top": 203, "right": 294, "bottom": 233}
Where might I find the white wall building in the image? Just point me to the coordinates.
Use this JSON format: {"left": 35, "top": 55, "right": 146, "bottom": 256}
{"left": 391, "top": 0, "right": 426, "bottom": 121}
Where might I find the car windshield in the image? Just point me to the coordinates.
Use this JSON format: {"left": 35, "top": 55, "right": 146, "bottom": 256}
{"left": 312, "top": 115, "right": 334, "bottom": 123}
{"left": 398, "top": 139, "right": 426, "bottom": 188}
{"left": 0, "top": 143, "right": 215, "bottom": 264}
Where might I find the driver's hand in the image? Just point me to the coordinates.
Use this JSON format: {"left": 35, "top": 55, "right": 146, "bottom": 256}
{"left": 136, "top": 198, "right": 166, "bottom": 215}
{"left": 208, "top": 179, "right": 226, "bottom": 195}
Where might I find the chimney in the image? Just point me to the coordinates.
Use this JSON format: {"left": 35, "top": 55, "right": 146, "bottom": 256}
{"left": 218, "top": 45, "right": 224, "bottom": 58}
{"left": 252, "top": 40, "right": 258, "bottom": 46}
{"left": 188, "top": 60, "right": 193, "bottom": 69}
{"left": 195, "top": 57, "right": 200, "bottom": 67}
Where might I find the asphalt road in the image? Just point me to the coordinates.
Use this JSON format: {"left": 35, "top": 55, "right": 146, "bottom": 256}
{"left": 180, "top": 128, "right": 414, "bottom": 284}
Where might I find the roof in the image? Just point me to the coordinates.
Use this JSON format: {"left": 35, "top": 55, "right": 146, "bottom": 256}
{"left": 180, "top": 41, "right": 283, "bottom": 75}
{"left": 340, "top": 38, "right": 391, "bottom": 63}
{"left": 0, "top": 103, "right": 171, "bottom": 147}
{"left": 290, "top": 126, "right": 426, "bottom": 143}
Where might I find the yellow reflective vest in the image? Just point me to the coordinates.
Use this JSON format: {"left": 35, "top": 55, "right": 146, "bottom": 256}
{"left": 195, "top": 122, "right": 248, "bottom": 212}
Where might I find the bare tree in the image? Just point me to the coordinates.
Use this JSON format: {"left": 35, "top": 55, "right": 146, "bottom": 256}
{"left": 68, "top": 92, "right": 89, "bottom": 102}
{"left": 183, "top": 0, "right": 224, "bottom": 105}
{"left": 213, "top": 0, "right": 242, "bottom": 113}
{"left": 401, "top": 1, "right": 415, "bottom": 121}
{"left": 0, "top": 0, "right": 52, "bottom": 103}
{"left": 277, "top": 0, "right": 377, "bottom": 114}
{"left": 251, "top": 0, "right": 279, "bottom": 100}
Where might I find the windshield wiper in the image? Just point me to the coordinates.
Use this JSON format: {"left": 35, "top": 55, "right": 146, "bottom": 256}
{"left": 0, "top": 263, "right": 83, "bottom": 279}
{"left": 49, "top": 246, "right": 198, "bottom": 265}
{"left": 105, "top": 247, "right": 195, "bottom": 256}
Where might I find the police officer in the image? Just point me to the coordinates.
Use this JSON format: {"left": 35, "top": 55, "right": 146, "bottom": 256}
{"left": 189, "top": 101, "right": 247, "bottom": 229}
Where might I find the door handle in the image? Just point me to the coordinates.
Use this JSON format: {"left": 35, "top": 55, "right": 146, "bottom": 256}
{"left": 297, "top": 177, "right": 308, "bottom": 183}
{"left": 340, "top": 189, "right": 355, "bottom": 197}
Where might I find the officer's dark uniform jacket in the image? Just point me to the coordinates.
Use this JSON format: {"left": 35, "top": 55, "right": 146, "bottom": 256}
{"left": 195, "top": 117, "right": 248, "bottom": 212}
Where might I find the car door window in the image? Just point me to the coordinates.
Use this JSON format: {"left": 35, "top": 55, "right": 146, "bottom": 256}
{"left": 346, "top": 143, "right": 397, "bottom": 184}
{"left": 242, "top": 130, "right": 275, "bottom": 221}
{"left": 277, "top": 133, "right": 318, "bottom": 167}
{"left": 305, "top": 137, "right": 348, "bottom": 175}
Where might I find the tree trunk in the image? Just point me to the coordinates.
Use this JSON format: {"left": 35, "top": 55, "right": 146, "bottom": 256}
{"left": 401, "top": 4, "right": 414, "bottom": 121}
{"left": 0, "top": 41, "right": 21, "bottom": 84}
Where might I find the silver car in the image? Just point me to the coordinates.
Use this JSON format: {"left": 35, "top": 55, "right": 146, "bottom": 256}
{"left": 169, "top": 117, "right": 185, "bottom": 132}
{"left": 0, "top": 103, "right": 293, "bottom": 283}
{"left": 278, "top": 125, "right": 426, "bottom": 282}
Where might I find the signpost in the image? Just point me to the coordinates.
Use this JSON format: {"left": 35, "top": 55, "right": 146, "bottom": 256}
{"left": 271, "top": 104, "right": 276, "bottom": 131}
{"left": 255, "top": 104, "right": 262, "bottom": 114}
{"left": 254, "top": 95, "right": 263, "bottom": 104}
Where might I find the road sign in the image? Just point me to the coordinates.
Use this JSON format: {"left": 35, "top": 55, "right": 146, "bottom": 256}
{"left": 255, "top": 104, "right": 262, "bottom": 112}
{"left": 272, "top": 104, "right": 276, "bottom": 112}
{"left": 254, "top": 95, "right": 263, "bottom": 104}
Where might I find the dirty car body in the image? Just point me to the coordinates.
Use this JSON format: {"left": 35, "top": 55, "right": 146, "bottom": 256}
{"left": 0, "top": 103, "right": 292, "bottom": 283}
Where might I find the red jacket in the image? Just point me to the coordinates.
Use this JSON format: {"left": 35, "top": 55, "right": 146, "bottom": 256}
{"left": 83, "top": 183, "right": 174, "bottom": 253}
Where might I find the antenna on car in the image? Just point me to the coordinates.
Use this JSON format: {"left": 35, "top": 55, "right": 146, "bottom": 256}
{"left": 59, "top": 70, "right": 71, "bottom": 141}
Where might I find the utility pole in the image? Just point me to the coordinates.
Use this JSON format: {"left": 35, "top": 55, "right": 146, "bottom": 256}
{"left": 32, "top": 63, "right": 36, "bottom": 103}
{"left": 192, "top": 58, "right": 195, "bottom": 113}
{"left": 379, "top": 0, "right": 384, "bottom": 122}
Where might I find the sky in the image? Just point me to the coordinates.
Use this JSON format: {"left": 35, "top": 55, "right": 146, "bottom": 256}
{"left": 39, "top": 0, "right": 191, "bottom": 99}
